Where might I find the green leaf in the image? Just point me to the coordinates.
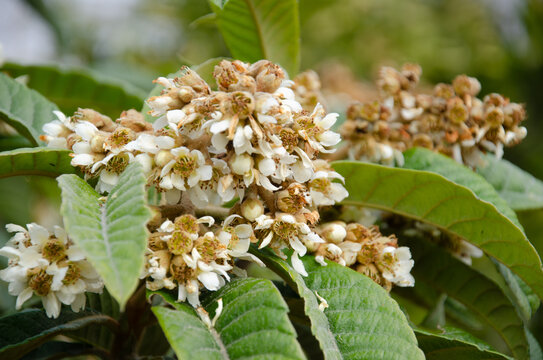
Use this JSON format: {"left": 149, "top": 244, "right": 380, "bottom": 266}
{"left": 1, "top": 63, "right": 146, "bottom": 119}
{"left": 209, "top": 0, "right": 300, "bottom": 76}
{"left": 0, "top": 147, "right": 76, "bottom": 179}
{"left": 402, "top": 148, "right": 541, "bottom": 313}
{"left": 407, "top": 237, "right": 529, "bottom": 359}
{"left": 331, "top": 159, "right": 543, "bottom": 303}
{"left": 476, "top": 154, "right": 543, "bottom": 211}
{"left": 57, "top": 162, "right": 151, "bottom": 308}
{"left": 71, "top": 289, "right": 120, "bottom": 349}
{"left": 414, "top": 327, "right": 511, "bottom": 360}
{"left": 254, "top": 250, "right": 425, "bottom": 360}
{"left": 152, "top": 278, "right": 306, "bottom": 360}
{"left": 0, "top": 72, "right": 59, "bottom": 145}
{"left": 0, "top": 308, "right": 116, "bottom": 359}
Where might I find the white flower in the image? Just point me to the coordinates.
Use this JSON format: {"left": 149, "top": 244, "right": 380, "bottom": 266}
{"left": 41, "top": 111, "right": 74, "bottom": 149}
{"left": 0, "top": 223, "right": 103, "bottom": 318}
{"left": 309, "top": 166, "right": 348, "bottom": 206}
{"left": 380, "top": 246, "right": 415, "bottom": 287}
{"left": 159, "top": 147, "right": 212, "bottom": 191}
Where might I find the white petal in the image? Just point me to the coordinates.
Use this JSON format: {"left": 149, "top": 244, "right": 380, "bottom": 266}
{"left": 15, "top": 287, "right": 33, "bottom": 309}
{"left": 259, "top": 232, "right": 273, "bottom": 249}
{"left": 198, "top": 271, "right": 221, "bottom": 291}
{"left": 71, "top": 153, "right": 94, "bottom": 167}
{"left": 6, "top": 224, "right": 27, "bottom": 233}
{"left": 291, "top": 252, "right": 308, "bottom": 277}
{"left": 43, "top": 293, "right": 61, "bottom": 318}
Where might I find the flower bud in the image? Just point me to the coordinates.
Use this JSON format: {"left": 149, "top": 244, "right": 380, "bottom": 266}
{"left": 230, "top": 154, "right": 253, "bottom": 175}
{"left": 155, "top": 150, "right": 175, "bottom": 167}
{"left": 240, "top": 198, "right": 265, "bottom": 221}
{"left": 321, "top": 223, "right": 347, "bottom": 244}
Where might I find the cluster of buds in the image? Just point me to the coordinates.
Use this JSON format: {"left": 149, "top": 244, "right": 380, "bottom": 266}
{"left": 291, "top": 70, "right": 325, "bottom": 112}
{"left": 143, "top": 214, "right": 263, "bottom": 307}
{"left": 312, "top": 222, "right": 414, "bottom": 291}
{"left": 41, "top": 59, "right": 348, "bottom": 278}
{"left": 341, "top": 64, "right": 527, "bottom": 167}
{"left": 0, "top": 224, "right": 103, "bottom": 318}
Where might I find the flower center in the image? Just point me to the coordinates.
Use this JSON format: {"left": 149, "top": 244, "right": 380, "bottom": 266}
{"left": 27, "top": 267, "right": 53, "bottom": 296}
{"left": 42, "top": 238, "right": 66, "bottom": 263}
{"left": 62, "top": 262, "right": 82, "bottom": 285}
{"left": 168, "top": 230, "right": 194, "bottom": 256}
{"left": 172, "top": 154, "right": 197, "bottom": 178}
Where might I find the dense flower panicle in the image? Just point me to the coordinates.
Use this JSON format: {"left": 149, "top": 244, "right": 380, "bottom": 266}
{"left": 341, "top": 64, "right": 527, "bottom": 167}
{"left": 41, "top": 59, "right": 349, "bottom": 277}
{"left": 0, "top": 224, "right": 103, "bottom": 318}
{"left": 313, "top": 222, "right": 415, "bottom": 290}
{"left": 143, "top": 214, "right": 263, "bottom": 307}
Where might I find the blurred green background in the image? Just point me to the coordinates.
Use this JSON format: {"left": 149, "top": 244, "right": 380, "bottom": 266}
{"left": 0, "top": 0, "right": 542, "bottom": 318}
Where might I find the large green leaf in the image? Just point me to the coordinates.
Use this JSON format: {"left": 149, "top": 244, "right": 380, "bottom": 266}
{"left": 402, "top": 148, "right": 541, "bottom": 314}
{"left": 407, "top": 238, "right": 528, "bottom": 359}
{"left": 254, "top": 250, "right": 424, "bottom": 360}
{"left": 1, "top": 63, "right": 146, "bottom": 119}
{"left": 402, "top": 148, "right": 522, "bottom": 228}
{"left": 414, "top": 327, "right": 511, "bottom": 360}
{"left": 57, "top": 162, "right": 151, "bottom": 308}
{"left": 0, "top": 308, "right": 116, "bottom": 359}
{"left": 208, "top": 0, "right": 300, "bottom": 76}
{"left": 331, "top": 160, "right": 543, "bottom": 302}
{"left": 0, "top": 147, "right": 75, "bottom": 179}
{"left": 476, "top": 154, "right": 543, "bottom": 211}
{"left": 0, "top": 72, "right": 59, "bottom": 145}
{"left": 152, "top": 278, "right": 306, "bottom": 360}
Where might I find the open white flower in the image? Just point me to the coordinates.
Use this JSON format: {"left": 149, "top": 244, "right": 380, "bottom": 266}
{"left": 0, "top": 224, "right": 103, "bottom": 318}
{"left": 379, "top": 246, "right": 415, "bottom": 287}
{"left": 159, "top": 147, "right": 212, "bottom": 193}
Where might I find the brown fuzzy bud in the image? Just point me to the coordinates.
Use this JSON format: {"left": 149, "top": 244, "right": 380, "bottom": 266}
{"left": 452, "top": 75, "right": 481, "bottom": 97}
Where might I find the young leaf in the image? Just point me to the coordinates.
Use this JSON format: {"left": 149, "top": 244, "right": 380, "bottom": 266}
{"left": 407, "top": 238, "right": 529, "bottom": 359}
{"left": 331, "top": 160, "right": 543, "bottom": 302}
{"left": 414, "top": 327, "right": 511, "bottom": 360}
{"left": 152, "top": 278, "right": 306, "bottom": 360}
{"left": 254, "top": 250, "right": 425, "bottom": 360}
{"left": 476, "top": 154, "right": 543, "bottom": 211}
{"left": 57, "top": 162, "right": 151, "bottom": 308}
{"left": 208, "top": 0, "right": 300, "bottom": 76}
{"left": 0, "top": 147, "right": 75, "bottom": 179}
{"left": 0, "top": 308, "right": 116, "bottom": 359}
{"left": 1, "top": 63, "right": 146, "bottom": 119}
{"left": 0, "top": 72, "right": 59, "bottom": 145}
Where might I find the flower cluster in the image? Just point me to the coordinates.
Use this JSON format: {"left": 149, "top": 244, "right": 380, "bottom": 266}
{"left": 312, "top": 222, "right": 415, "bottom": 290}
{"left": 41, "top": 59, "right": 348, "bottom": 277}
{"left": 341, "top": 64, "right": 527, "bottom": 167}
{"left": 143, "top": 214, "right": 263, "bottom": 307}
{"left": 0, "top": 224, "right": 103, "bottom": 318}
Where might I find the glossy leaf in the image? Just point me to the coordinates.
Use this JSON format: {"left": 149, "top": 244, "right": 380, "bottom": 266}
{"left": 331, "top": 160, "right": 543, "bottom": 302}
{"left": 57, "top": 162, "right": 151, "bottom": 308}
{"left": 476, "top": 154, "right": 543, "bottom": 211}
{"left": 1, "top": 63, "right": 146, "bottom": 119}
{"left": 414, "top": 327, "right": 511, "bottom": 360}
{"left": 152, "top": 278, "right": 305, "bottom": 360}
{"left": 254, "top": 250, "right": 425, "bottom": 360}
{"left": 0, "top": 308, "right": 115, "bottom": 359}
{"left": 402, "top": 148, "right": 541, "bottom": 314}
{"left": 208, "top": 0, "right": 300, "bottom": 76}
{"left": 407, "top": 238, "right": 528, "bottom": 359}
{"left": 0, "top": 72, "right": 59, "bottom": 145}
{"left": 0, "top": 147, "right": 75, "bottom": 179}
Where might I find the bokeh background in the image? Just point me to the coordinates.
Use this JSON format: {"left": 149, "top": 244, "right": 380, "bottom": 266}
{"left": 1, "top": 0, "right": 542, "bottom": 327}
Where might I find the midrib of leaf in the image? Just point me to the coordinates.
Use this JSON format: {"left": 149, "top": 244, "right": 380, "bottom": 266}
{"left": 100, "top": 202, "right": 122, "bottom": 299}
{"left": 243, "top": 0, "right": 267, "bottom": 59}
{"left": 210, "top": 326, "right": 230, "bottom": 360}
